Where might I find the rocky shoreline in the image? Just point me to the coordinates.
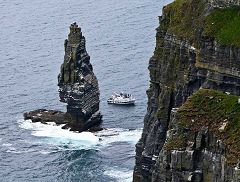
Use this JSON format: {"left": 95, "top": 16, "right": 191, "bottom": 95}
{"left": 23, "top": 109, "right": 103, "bottom": 132}
{"left": 24, "top": 23, "right": 102, "bottom": 132}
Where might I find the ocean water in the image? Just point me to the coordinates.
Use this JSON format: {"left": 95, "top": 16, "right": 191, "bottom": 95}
{"left": 0, "top": 0, "right": 172, "bottom": 181}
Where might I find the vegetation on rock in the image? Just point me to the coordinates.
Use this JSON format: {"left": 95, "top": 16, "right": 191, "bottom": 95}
{"left": 165, "top": 133, "right": 186, "bottom": 150}
{"left": 177, "top": 89, "right": 240, "bottom": 165}
{"left": 163, "top": 0, "right": 205, "bottom": 41}
{"left": 204, "top": 6, "right": 240, "bottom": 46}
{"left": 163, "top": 0, "right": 240, "bottom": 46}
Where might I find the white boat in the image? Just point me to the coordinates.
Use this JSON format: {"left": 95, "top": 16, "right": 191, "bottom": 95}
{"left": 107, "top": 92, "right": 135, "bottom": 105}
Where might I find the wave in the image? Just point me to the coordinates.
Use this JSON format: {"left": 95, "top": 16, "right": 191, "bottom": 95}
{"left": 6, "top": 147, "right": 20, "bottom": 154}
{"left": 104, "top": 167, "right": 133, "bottom": 182}
{"left": 3, "top": 145, "right": 35, "bottom": 154}
{"left": 18, "top": 119, "right": 142, "bottom": 150}
{"left": 96, "top": 128, "right": 142, "bottom": 147}
{"left": 18, "top": 119, "right": 99, "bottom": 150}
{"left": 2, "top": 143, "right": 12, "bottom": 147}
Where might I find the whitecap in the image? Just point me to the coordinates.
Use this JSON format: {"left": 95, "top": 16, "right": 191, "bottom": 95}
{"left": 6, "top": 148, "right": 22, "bottom": 154}
{"left": 5, "top": 146, "right": 24, "bottom": 154}
{"left": 18, "top": 119, "right": 142, "bottom": 150}
{"left": 5, "top": 146, "right": 35, "bottom": 154}
{"left": 18, "top": 119, "right": 99, "bottom": 149}
{"left": 38, "top": 150, "right": 51, "bottom": 155}
{"left": 95, "top": 128, "right": 142, "bottom": 147}
{"left": 104, "top": 167, "right": 133, "bottom": 182}
{"left": 2, "top": 143, "right": 12, "bottom": 147}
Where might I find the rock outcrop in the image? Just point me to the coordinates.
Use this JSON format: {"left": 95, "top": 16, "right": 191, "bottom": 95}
{"left": 24, "top": 23, "right": 102, "bottom": 132}
{"left": 133, "top": 0, "right": 240, "bottom": 181}
{"left": 58, "top": 22, "right": 102, "bottom": 131}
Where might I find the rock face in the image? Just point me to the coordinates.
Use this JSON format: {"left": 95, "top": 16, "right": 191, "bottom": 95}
{"left": 133, "top": 0, "right": 240, "bottom": 181}
{"left": 208, "top": 0, "right": 240, "bottom": 7}
{"left": 153, "top": 89, "right": 240, "bottom": 181}
{"left": 58, "top": 22, "right": 102, "bottom": 131}
{"left": 24, "top": 109, "right": 68, "bottom": 125}
{"left": 24, "top": 23, "right": 102, "bottom": 132}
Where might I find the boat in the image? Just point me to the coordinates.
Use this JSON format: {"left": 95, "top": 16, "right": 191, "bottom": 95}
{"left": 107, "top": 92, "right": 135, "bottom": 105}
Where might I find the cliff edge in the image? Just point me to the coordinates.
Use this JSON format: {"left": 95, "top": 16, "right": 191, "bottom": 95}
{"left": 133, "top": 0, "right": 240, "bottom": 181}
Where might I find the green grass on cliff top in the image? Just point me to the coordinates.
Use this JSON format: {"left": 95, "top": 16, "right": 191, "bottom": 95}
{"left": 165, "top": 0, "right": 240, "bottom": 46}
{"left": 205, "top": 6, "right": 240, "bottom": 46}
{"left": 164, "top": 0, "right": 205, "bottom": 39}
{"left": 177, "top": 89, "right": 240, "bottom": 165}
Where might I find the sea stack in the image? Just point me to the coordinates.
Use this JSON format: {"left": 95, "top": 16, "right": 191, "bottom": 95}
{"left": 24, "top": 23, "right": 102, "bottom": 132}
{"left": 58, "top": 22, "right": 102, "bottom": 131}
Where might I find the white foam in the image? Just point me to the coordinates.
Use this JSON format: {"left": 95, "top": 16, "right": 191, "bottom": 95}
{"left": 2, "top": 141, "right": 38, "bottom": 154}
{"left": 39, "top": 150, "right": 51, "bottom": 155}
{"left": 19, "top": 119, "right": 99, "bottom": 149}
{"left": 104, "top": 167, "right": 133, "bottom": 182}
{"left": 6, "top": 147, "right": 22, "bottom": 154}
{"left": 18, "top": 119, "right": 142, "bottom": 150}
{"left": 2, "top": 143, "right": 12, "bottom": 147}
{"left": 8, "top": 150, "right": 36, "bottom": 154}
{"left": 96, "top": 128, "right": 142, "bottom": 147}
{"left": 5, "top": 146, "right": 35, "bottom": 154}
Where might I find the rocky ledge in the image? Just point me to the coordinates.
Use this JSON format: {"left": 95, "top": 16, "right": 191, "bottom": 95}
{"left": 24, "top": 23, "right": 102, "bottom": 132}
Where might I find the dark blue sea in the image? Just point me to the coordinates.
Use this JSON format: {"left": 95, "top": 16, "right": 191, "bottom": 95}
{"left": 0, "top": 0, "right": 172, "bottom": 181}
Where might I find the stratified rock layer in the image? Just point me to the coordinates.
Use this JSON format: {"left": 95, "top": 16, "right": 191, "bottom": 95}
{"left": 58, "top": 23, "right": 102, "bottom": 131}
{"left": 133, "top": 0, "right": 240, "bottom": 181}
{"left": 24, "top": 23, "right": 102, "bottom": 132}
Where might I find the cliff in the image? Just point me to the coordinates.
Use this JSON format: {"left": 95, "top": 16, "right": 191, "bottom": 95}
{"left": 133, "top": 0, "right": 240, "bottom": 181}
{"left": 24, "top": 23, "right": 102, "bottom": 132}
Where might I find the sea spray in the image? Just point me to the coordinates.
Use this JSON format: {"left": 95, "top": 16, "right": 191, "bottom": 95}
{"left": 18, "top": 119, "right": 142, "bottom": 150}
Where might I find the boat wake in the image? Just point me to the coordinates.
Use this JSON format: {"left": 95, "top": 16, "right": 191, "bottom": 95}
{"left": 18, "top": 119, "right": 142, "bottom": 150}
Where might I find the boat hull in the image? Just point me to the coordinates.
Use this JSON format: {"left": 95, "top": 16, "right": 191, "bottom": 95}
{"left": 107, "top": 100, "right": 135, "bottom": 105}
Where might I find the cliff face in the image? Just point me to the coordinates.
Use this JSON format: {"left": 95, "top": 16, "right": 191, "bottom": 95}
{"left": 133, "top": 0, "right": 240, "bottom": 181}
{"left": 153, "top": 89, "right": 240, "bottom": 181}
{"left": 58, "top": 23, "right": 102, "bottom": 131}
